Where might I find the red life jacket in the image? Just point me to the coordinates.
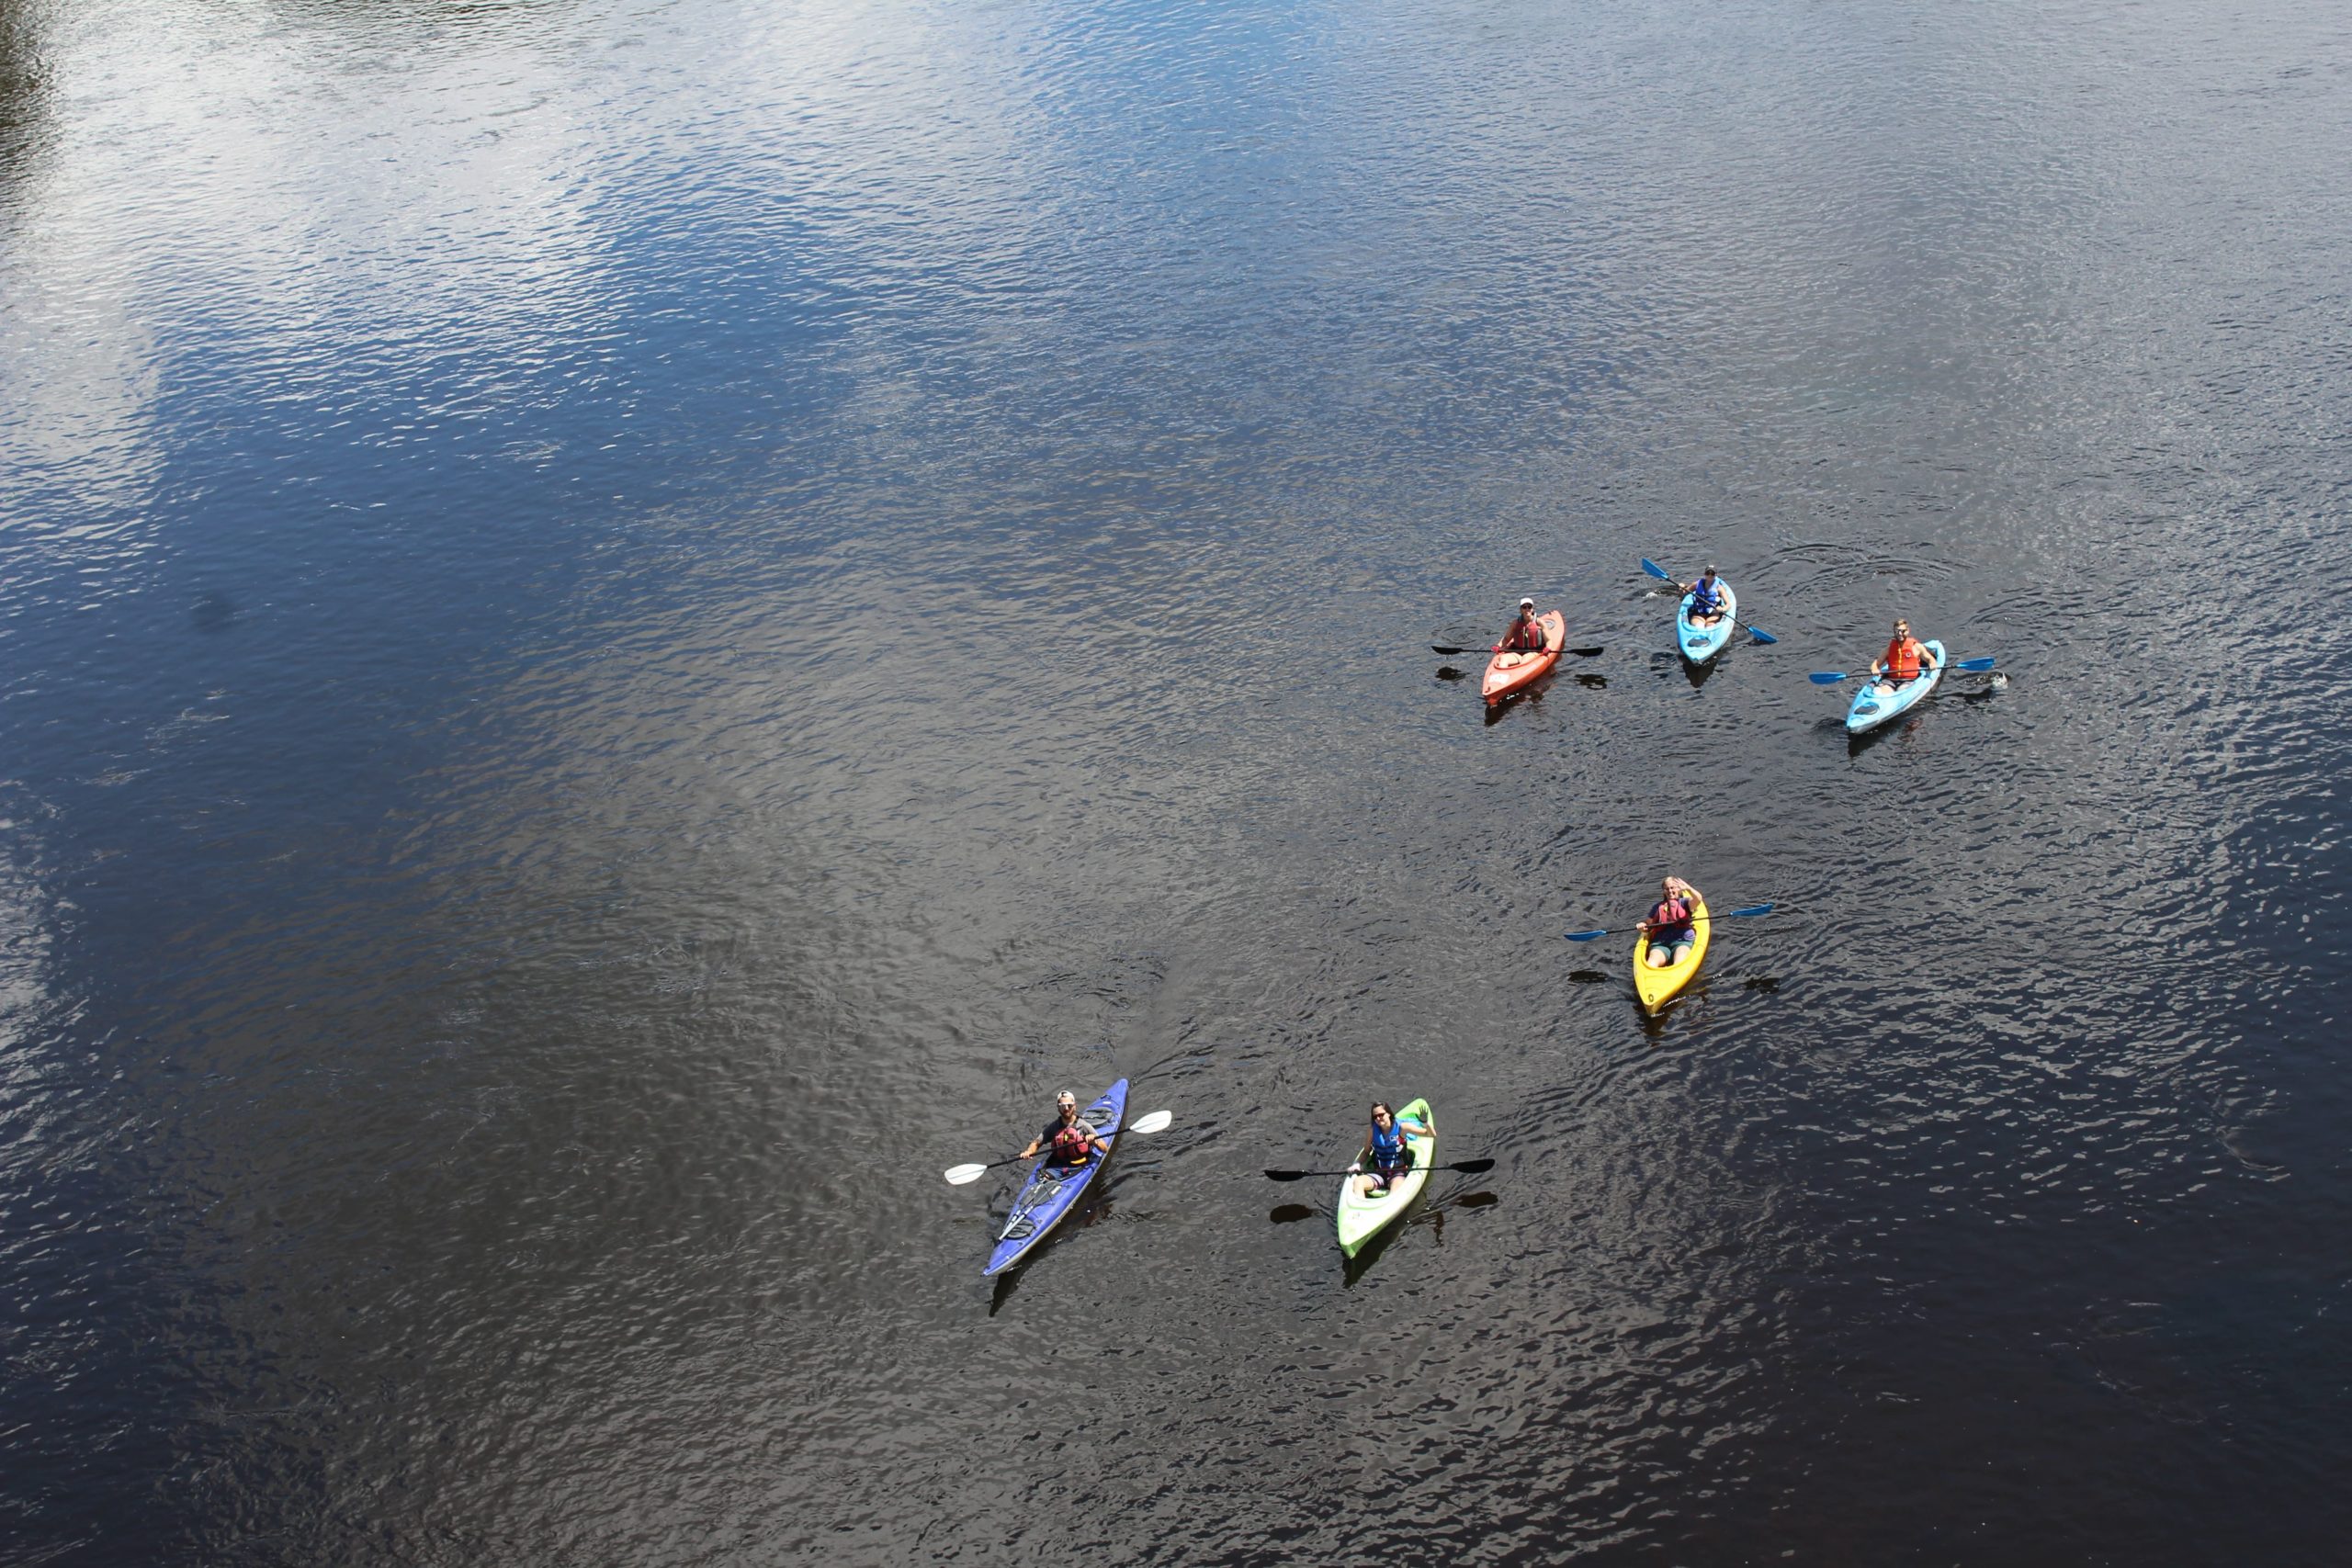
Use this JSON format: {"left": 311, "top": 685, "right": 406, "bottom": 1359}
{"left": 1501, "top": 615, "right": 1545, "bottom": 652}
{"left": 1883, "top": 637, "right": 1925, "bottom": 681}
{"left": 1650, "top": 897, "right": 1691, "bottom": 934}
{"left": 1051, "top": 1125, "right": 1091, "bottom": 1166}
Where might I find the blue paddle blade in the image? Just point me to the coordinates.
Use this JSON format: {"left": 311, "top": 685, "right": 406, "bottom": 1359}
{"left": 1562, "top": 929, "right": 1608, "bottom": 942}
{"left": 1639, "top": 558, "right": 1673, "bottom": 581}
{"left": 1725, "top": 902, "right": 1775, "bottom": 918}
{"left": 1809, "top": 671, "right": 1849, "bottom": 684}
{"left": 1747, "top": 626, "right": 1779, "bottom": 645}
{"left": 1953, "top": 656, "right": 1996, "bottom": 671}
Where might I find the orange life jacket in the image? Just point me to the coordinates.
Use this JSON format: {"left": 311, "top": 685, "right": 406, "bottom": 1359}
{"left": 1883, "top": 637, "right": 1926, "bottom": 681}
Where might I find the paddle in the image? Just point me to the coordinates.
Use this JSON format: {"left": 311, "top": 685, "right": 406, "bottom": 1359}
{"left": 943, "top": 1109, "right": 1173, "bottom": 1185}
{"left": 1561, "top": 902, "right": 1775, "bottom": 942}
{"left": 1430, "top": 642, "right": 1604, "bottom": 658}
{"left": 1810, "top": 657, "right": 1996, "bottom": 684}
{"left": 1639, "top": 558, "right": 1780, "bottom": 644}
{"left": 1263, "top": 1157, "right": 1496, "bottom": 1182}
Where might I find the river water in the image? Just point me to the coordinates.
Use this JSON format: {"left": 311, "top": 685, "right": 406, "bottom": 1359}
{"left": 4, "top": 0, "right": 2349, "bottom": 1562}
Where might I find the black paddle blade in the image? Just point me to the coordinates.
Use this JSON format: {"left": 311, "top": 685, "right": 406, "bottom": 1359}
{"left": 1568, "top": 646, "right": 1604, "bottom": 658}
{"left": 1450, "top": 1158, "right": 1497, "bottom": 1175}
{"left": 1263, "top": 1168, "right": 1313, "bottom": 1181}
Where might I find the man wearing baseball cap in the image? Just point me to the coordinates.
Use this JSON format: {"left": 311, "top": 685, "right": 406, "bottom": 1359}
{"left": 1497, "top": 596, "right": 1549, "bottom": 653}
{"left": 1017, "top": 1089, "right": 1111, "bottom": 1168}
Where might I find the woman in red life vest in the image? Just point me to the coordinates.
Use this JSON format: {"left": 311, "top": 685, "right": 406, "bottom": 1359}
{"left": 1870, "top": 618, "right": 1938, "bottom": 695}
{"left": 1637, "top": 875, "right": 1702, "bottom": 969}
{"left": 1017, "top": 1089, "right": 1110, "bottom": 1168}
{"left": 1497, "top": 597, "right": 1548, "bottom": 654}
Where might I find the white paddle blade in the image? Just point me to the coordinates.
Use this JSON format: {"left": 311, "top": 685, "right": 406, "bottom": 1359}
{"left": 943, "top": 1163, "right": 990, "bottom": 1185}
{"left": 1126, "top": 1110, "right": 1173, "bottom": 1134}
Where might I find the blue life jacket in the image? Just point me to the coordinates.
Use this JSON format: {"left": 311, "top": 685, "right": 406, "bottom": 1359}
{"left": 1370, "top": 1120, "right": 1409, "bottom": 1169}
{"left": 1689, "top": 579, "right": 1724, "bottom": 615}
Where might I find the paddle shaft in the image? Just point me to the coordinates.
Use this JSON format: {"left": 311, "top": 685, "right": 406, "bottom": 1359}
{"left": 1264, "top": 1157, "right": 1495, "bottom": 1182}
{"left": 1431, "top": 641, "right": 1602, "bottom": 658}
{"left": 1562, "top": 903, "right": 1774, "bottom": 942}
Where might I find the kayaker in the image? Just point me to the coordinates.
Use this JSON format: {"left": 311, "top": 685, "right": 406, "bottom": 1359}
{"left": 1682, "top": 566, "right": 1727, "bottom": 628}
{"left": 1496, "top": 598, "right": 1548, "bottom": 654}
{"left": 1348, "top": 1101, "right": 1429, "bottom": 1196}
{"left": 1638, "top": 875, "right": 1702, "bottom": 969}
{"left": 1870, "top": 618, "right": 1939, "bottom": 694}
{"left": 1018, "top": 1090, "right": 1110, "bottom": 1169}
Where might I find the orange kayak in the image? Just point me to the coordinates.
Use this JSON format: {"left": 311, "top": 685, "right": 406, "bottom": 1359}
{"left": 1482, "top": 612, "right": 1565, "bottom": 705}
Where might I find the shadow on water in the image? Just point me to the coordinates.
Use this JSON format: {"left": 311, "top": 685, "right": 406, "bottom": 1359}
{"left": 1483, "top": 683, "right": 1551, "bottom": 726}
{"left": 191, "top": 592, "right": 240, "bottom": 633}
{"left": 1679, "top": 653, "right": 1722, "bottom": 692}
{"left": 1566, "top": 968, "right": 1612, "bottom": 986}
{"left": 1434, "top": 666, "right": 1466, "bottom": 682}
{"left": 1341, "top": 1201, "right": 1424, "bottom": 1287}
{"left": 1267, "top": 1202, "right": 1317, "bottom": 1225}
{"left": 985, "top": 1191, "right": 1118, "bottom": 1317}
{"left": 1576, "top": 671, "right": 1607, "bottom": 689}
{"left": 1845, "top": 711, "right": 1928, "bottom": 758}
{"left": 1636, "top": 977, "right": 1709, "bottom": 1045}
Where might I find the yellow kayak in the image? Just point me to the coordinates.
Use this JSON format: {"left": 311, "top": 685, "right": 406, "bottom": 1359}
{"left": 1634, "top": 889, "right": 1709, "bottom": 1012}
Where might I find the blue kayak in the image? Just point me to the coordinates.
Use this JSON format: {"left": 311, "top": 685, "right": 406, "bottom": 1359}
{"left": 1845, "top": 638, "right": 1945, "bottom": 734}
{"left": 983, "top": 1078, "right": 1128, "bottom": 1277}
{"left": 1678, "top": 581, "right": 1737, "bottom": 663}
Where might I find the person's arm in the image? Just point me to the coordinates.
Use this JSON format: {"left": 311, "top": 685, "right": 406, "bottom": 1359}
{"left": 1018, "top": 1137, "right": 1043, "bottom": 1159}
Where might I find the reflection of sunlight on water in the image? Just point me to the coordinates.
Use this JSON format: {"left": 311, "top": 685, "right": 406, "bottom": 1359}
{"left": 0, "top": 0, "right": 613, "bottom": 539}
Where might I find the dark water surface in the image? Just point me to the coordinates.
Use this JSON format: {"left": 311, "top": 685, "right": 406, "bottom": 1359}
{"left": 5, "top": 0, "right": 2350, "bottom": 1561}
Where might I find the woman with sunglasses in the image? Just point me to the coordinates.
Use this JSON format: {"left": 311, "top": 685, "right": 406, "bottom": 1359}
{"left": 1348, "top": 1101, "right": 1430, "bottom": 1196}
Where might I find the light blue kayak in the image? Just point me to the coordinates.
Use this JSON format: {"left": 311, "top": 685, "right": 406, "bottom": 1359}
{"left": 1845, "top": 639, "right": 1945, "bottom": 734}
{"left": 1677, "top": 581, "right": 1737, "bottom": 664}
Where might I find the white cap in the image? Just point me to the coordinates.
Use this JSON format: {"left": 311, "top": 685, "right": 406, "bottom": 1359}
{"left": 1519, "top": 597, "right": 1535, "bottom": 609}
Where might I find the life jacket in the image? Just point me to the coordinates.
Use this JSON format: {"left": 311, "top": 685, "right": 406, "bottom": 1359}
{"left": 1689, "top": 578, "right": 1723, "bottom": 614}
{"left": 1650, "top": 897, "right": 1692, "bottom": 937}
{"left": 1050, "top": 1124, "right": 1091, "bottom": 1166}
{"left": 1369, "top": 1120, "right": 1409, "bottom": 1169}
{"left": 1883, "top": 637, "right": 1925, "bottom": 681}
{"left": 1500, "top": 615, "right": 1545, "bottom": 653}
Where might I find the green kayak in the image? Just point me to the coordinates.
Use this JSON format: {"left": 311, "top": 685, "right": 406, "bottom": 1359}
{"left": 1334, "top": 1098, "right": 1434, "bottom": 1258}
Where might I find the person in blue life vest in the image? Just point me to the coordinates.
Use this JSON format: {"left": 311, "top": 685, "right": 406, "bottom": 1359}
{"left": 1018, "top": 1089, "right": 1111, "bottom": 1168}
{"left": 1349, "top": 1101, "right": 1430, "bottom": 1196}
{"left": 1680, "top": 565, "right": 1726, "bottom": 628}
{"left": 1496, "top": 597, "right": 1549, "bottom": 654}
{"left": 1638, "top": 875, "right": 1702, "bottom": 968}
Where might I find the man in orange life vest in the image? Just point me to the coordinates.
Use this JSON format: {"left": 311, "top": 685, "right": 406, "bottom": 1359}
{"left": 1870, "top": 618, "right": 1938, "bottom": 696}
{"left": 1496, "top": 597, "right": 1548, "bottom": 654}
{"left": 1018, "top": 1089, "right": 1111, "bottom": 1168}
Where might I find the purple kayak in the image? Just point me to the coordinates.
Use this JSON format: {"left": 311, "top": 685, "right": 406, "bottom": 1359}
{"left": 983, "top": 1079, "right": 1128, "bottom": 1277}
